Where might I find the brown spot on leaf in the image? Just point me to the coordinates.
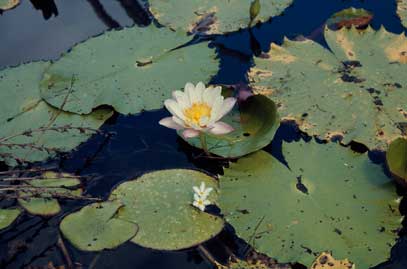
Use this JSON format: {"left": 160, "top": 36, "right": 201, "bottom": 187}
{"left": 188, "top": 7, "right": 219, "bottom": 34}
{"left": 336, "top": 30, "right": 356, "bottom": 60}
{"left": 268, "top": 43, "right": 297, "bottom": 63}
{"left": 385, "top": 34, "right": 407, "bottom": 64}
{"left": 311, "top": 252, "right": 355, "bottom": 269}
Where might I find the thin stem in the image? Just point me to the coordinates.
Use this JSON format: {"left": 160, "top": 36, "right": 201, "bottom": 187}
{"left": 199, "top": 132, "right": 209, "bottom": 155}
{"left": 0, "top": 167, "right": 58, "bottom": 175}
{"left": 197, "top": 245, "right": 222, "bottom": 267}
{"left": 57, "top": 235, "right": 73, "bottom": 269}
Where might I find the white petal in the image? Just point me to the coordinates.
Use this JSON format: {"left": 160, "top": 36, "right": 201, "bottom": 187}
{"left": 192, "top": 200, "right": 205, "bottom": 211}
{"left": 192, "top": 200, "right": 200, "bottom": 208}
{"left": 182, "top": 129, "right": 200, "bottom": 138}
{"left": 202, "top": 187, "right": 213, "bottom": 197}
{"left": 194, "top": 193, "right": 201, "bottom": 201}
{"left": 159, "top": 117, "right": 184, "bottom": 130}
{"left": 209, "top": 122, "right": 235, "bottom": 135}
{"left": 172, "top": 116, "right": 186, "bottom": 128}
{"left": 215, "top": 97, "right": 236, "bottom": 121}
{"left": 193, "top": 186, "right": 200, "bottom": 194}
{"left": 199, "top": 116, "right": 210, "bottom": 127}
{"left": 172, "top": 90, "right": 189, "bottom": 109}
{"left": 195, "top": 82, "right": 206, "bottom": 102}
{"left": 203, "top": 86, "right": 222, "bottom": 105}
{"left": 185, "top": 82, "right": 199, "bottom": 104}
{"left": 200, "top": 182, "right": 206, "bottom": 192}
{"left": 164, "top": 99, "right": 185, "bottom": 120}
{"left": 209, "top": 96, "right": 224, "bottom": 124}
{"left": 203, "top": 199, "right": 211, "bottom": 206}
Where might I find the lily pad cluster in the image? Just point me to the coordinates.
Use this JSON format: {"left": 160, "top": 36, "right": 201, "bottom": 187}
{"left": 219, "top": 140, "right": 402, "bottom": 268}
{"left": 0, "top": 62, "right": 113, "bottom": 167}
{"left": 60, "top": 169, "right": 224, "bottom": 251}
{"left": 0, "top": 172, "right": 83, "bottom": 230}
{"left": 148, "top": 0, "right": 293, "bottom": 35}
{"left": 249, "top": 26, "right": 407, "bottom": 150}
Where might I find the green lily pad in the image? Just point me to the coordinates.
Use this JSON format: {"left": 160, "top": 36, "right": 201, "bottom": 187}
{"left": 386, "top": 137, "right": 407, "bottom": 186}
{"left": 219, "top": 140, "right": 402, "bottom": 267}
{"left": 109, "top": 169, "right": 224, "bottom": 250}
{"left": 0, "top": 0, "right": 19, "bottom": 11}
{"left": 180, "top": 94, "right": 280, "bottom": 158}
{"left": 39, "top": 25, "right": 219, "bottom": 115}
{"left": 60, "top": 201, "right": 138, "bottom": 251}
{"left": 27, "top": 171, "right": 81, "bottom": 188}
{"left": 149, "top": 0, "right": 293, "bottom": 34}
{"left": 17, "top": 171, "right": 83, "bottom": 216}
{"left": 397, "top": 0, "right": 407, "bottom": 28}
{"left": 0, "top": 208, "right": 21, "bottom": 230}
{"left": 18, "top": 196, "right": 61, "bottom": 216}
{"left": 327, "top": 8, "right": 373, "bottom": 29}
{"left": 0, "top": 62, "right": 113, "bottom": 167}
{"left": 249, "top": 27, "right": 407, "bottom": 150}
{"left": 18, "top": 187, "right": 82, "bottom": 217}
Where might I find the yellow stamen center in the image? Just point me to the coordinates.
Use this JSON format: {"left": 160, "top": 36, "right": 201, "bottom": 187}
{"left": 183, "top": 103, "right": 212, "bottom": 127}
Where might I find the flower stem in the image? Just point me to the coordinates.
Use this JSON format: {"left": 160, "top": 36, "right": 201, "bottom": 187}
{"left": 199, "top": 132, "right": 209, "bottom": 155}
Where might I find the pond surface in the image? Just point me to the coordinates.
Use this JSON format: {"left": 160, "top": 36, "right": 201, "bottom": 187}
{"left": 0, "top": 0, "right": 406, "bottom": 268}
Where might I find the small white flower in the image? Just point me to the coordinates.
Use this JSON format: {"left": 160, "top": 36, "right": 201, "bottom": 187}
{"left": 193, "top": 182, "right": 213, "bottom": 199}
{"left": 159, "top": 82, "right": 237, "bottom": 138}
{"left": 192, "top": 193, "right": 211, "bottom": 212}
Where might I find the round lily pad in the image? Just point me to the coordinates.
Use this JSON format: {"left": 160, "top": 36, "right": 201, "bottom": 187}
{"left": 149, "top": 0, "right": 293, "bottom": 34}
{"left": 386, "top": 137, "right": 407, "bottom": 187}
{"left": 0, "top": 62, "right": 113, "bottom": 167}
{"left": 327, "top": 8, "right": 373, "bottom": 29}
{"left": 27, "top": 171, "right": 81, "bottom": 188}
{"left": 18, "top": 196, "right": 61, "bottom": 216}
{"left": 39, "top": 25, "right": 219, "bottom": 115}
{"left": 219, "top": 140, "right": 402, "bottom": 267}
{"left": 0, "top": 208, "right": 21, "bottom": 230}
{"left": 109, "top": 169, "right": 224, "bottom": 250}
{"left": 180, "top": 94, "right": 279, "bottom": 158}
{"left": 60, "top": 201, "right": 138, "bottom": 251}
{"left": 249, "top": 27, "right": 407, "bottom": 150}
{"left": 0, "top": 0, "right": 19, "bottom": 11}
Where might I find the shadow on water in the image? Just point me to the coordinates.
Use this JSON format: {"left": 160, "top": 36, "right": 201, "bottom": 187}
{"left": 29, "top": 0, "right": 59, "bottom": 20}
{"left": 0, "top": 0, "right": 406, "bottom": 268}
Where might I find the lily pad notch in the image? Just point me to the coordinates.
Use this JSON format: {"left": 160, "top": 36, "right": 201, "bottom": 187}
{"left": 39, "top": 25, "right": 219, "bottom": 115}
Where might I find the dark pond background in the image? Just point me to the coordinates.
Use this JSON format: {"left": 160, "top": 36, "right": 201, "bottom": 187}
{"left": 0, "top": 0, "right": 406, "bottom": 268}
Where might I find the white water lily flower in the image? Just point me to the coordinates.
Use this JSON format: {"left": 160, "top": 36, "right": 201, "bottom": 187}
{"left": 193, "top": 182, "right": 213, "bottom": 199}
{"left": 192, "top": 193, "right": 211, "bottom": 212}
{"left": 159, "top": 82, "right": 237, "bottom": 138}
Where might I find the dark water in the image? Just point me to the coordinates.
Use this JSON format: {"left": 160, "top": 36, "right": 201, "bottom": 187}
{"left": 0, "top": 0, "right": 406, "bottom": 268}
